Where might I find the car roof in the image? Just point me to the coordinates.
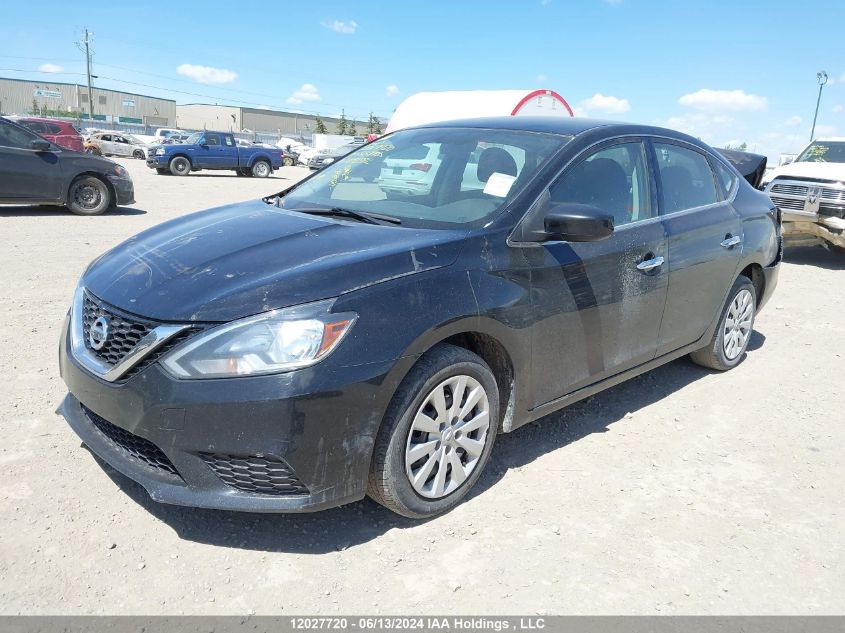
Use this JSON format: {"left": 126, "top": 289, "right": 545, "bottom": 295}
{"left": 411, "top": 115, "right": 703, "bottom": 144}
{"left": 815, "top": 136, "right": 845, "bottom": 142}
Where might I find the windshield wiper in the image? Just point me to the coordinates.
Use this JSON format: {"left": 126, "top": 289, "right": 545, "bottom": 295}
{"left": 287, "top": 206, "right": 402, "bottom": 225}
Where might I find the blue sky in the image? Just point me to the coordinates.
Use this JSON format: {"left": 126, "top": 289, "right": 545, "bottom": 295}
{"left": 1, "top": 0, "right": 843, "bottom": 159}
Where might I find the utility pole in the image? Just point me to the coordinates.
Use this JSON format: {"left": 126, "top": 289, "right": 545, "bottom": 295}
{"left": 76, "top": 29, "right": 95, "bottom": 119}
{"left": 810, "top": 70, "right": 828, "bottom": 141}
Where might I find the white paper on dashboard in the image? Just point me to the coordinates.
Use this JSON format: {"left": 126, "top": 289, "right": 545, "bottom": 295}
{"left": 483, "top": 172, "right": 517, "bottom": 197}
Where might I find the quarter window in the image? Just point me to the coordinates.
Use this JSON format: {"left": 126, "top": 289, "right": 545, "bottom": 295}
{"left": 654, "top": 143, "right": 719, "bottom": 213}
{"left": 548, "top": 141, "right": 653, "bottom": 227}
{"left": 224, "top": 136, "right": 234, "bottom": 147}
{"left": 713, "top": 160, "right": 736, "bottom": 198}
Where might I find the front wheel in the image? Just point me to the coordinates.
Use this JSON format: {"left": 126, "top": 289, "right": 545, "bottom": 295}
{"left": 252, "top": 160, "right": 271, "bottom": 178}
{"left": 689, "top": 276, "right": 756, "bottom": 371}
{"left": 169, "top": 156, "right": 191, "bottom": 176}
{"left": 368, "top": 344, "right": 499, "bottom": 518}
{"left": 67, "top": 176, "right": 111, "bottom": 216}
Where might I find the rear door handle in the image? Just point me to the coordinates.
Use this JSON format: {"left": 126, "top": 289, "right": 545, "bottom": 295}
{"left": 721, "top": 235, "right": 742, "bottom": 248}
{"left": 636, "top": 256, "right": 665, "bottom": 272}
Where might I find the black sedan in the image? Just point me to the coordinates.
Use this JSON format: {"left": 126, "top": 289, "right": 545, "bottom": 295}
{"left": 0, "top": 116, "right": 134, "bottom": 215}
{"left": 58, "top": 117, "right": 780, "bottom": 518}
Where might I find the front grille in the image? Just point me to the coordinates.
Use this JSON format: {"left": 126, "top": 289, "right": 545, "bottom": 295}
{"left": 82, "top": 405, "right": 180, "bottom": 478}
{"left": 770, "top": 183, "right": 809, "bottom": 196}
{"left": 770, "top": 196, "right": 806, "bottom": 211}
{"left": 200, "top": 453, "right": 309, "bottom": 496}
{"left": 82, "top": 292, "right": 155, "bottom": 367}
{"left": 119, "top": 327, "right": 201, "bottom": 380}
{"left": 822, "top": 188, "right": 845, "bottom": 203}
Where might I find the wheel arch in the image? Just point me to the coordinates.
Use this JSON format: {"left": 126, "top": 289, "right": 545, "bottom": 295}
{"left": 65, "top": 171, "right": 116, "bottom": 208}
{"left": 168, "top": 153, "right": 192, "bottom": 166}
{"left": 249, "top": 154, "right": 272, "bottom": 168}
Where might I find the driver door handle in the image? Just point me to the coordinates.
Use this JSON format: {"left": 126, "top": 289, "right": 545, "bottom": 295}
{"left": 721, "top": 235, "right": 742, "bottom": 248}
{"left": 636, "top": 256, "right": 665, "bottom": 272}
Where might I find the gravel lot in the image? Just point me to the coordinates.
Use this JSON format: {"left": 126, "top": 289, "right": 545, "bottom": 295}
{"left": 1, "top": 157, "right": 843, "bottom": 615}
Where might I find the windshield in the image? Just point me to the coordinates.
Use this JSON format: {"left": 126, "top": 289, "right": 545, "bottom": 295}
{"left": 281, "top": 127, "right": 569, "bottom": 228}
{"left": 185, "top": 132, "right": 203, "bottom": 144}
{"left": 796, "top": 141, "right": 845, "bottom": 163}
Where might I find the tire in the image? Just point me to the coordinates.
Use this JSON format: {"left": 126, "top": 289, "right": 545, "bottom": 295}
{"left": 689, "top": 276, "right": 756, "bottom": 371}
{"left": 155, "top": 168, "right": 169, "bottom": 175}
{"left": 169, "top": 156, "right": 191, "bottom": 176}
{"left": 252, "top": 160, "right": 271, "bottom": 178}
{"left": 368, "top": 344, "right": 499, "bottom": 518}
{"left": 133, "top": 149, "right": 145, "bottom": 159}
{"left": 282, "top": 156, "right": 294, "bottom": 167}
{"left": 67, "top": 176, "right": 111, "bottom": 216}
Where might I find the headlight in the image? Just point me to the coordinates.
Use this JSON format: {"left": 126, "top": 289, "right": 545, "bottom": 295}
{"left": 155, "top": 148, "right": 165, "bottom": 155}
{"left": 161, "top": 299, "right": 356, "bottom": 379}
{"left": 323, "top": 157, "right": 334, "bottom": 164}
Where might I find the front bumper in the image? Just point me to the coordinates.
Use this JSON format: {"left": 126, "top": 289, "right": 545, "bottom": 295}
{"left": 109, "top": 176, "right": 135, "bottom": 206}
{"left": 146, "top": 155, "right": 168, "bottom": 168}
{"left": 782, "top": 218, "right": 845, "bottom": 249}
{"left": 58, "top": 317, "right": 402, "bottom": 512}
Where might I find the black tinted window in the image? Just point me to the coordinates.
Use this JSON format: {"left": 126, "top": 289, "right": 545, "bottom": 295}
{"left": 549, "top": 141, "right": 653, "bottom": 227}
{"left": 713, "top": 160, "right": 736, "bottom": 198}
{"left": 654, "top": 143, "right": 719, "bottom": 213}
{"left": 19, "top": 120, "right": 46, "bottom": 134}
{"left": 0, "top": 120, "right": 39, "bottom": 149}
{"left": 204, "top": 134, "right": 220, "bottom": 146}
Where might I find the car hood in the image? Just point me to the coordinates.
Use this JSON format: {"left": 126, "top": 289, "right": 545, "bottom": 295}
{"left": 765, "top": 161, "right": 845, "bottom": 184}
{"left": 82, "top": 199, "right": 466, "bottom": 322}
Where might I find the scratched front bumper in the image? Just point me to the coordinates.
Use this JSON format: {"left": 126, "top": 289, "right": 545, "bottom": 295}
{"left": 58, "top": 317, "right": 398, "bottom": 512}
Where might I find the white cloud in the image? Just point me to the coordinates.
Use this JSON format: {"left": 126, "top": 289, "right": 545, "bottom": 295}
{"left": 663, "top": 112, "right": 736, "bottom": 140}
{"left": 321, "top": 19, "right": 358, "bottom": 34}
{"left": 176, "top": 64, "right": 237, "bottom": 85}
{"left": 385, "top": 84, "right": 399, "bottom": 97}
{"left": 579, "top": 93, "right": 631, "bottom": 114}
{"left": 815, "top": 124, "right": 837, "bottom": 136}
{"left": 833, "top": 104, "right": 843, "bottom": 113}
{"left": 287, "top": 83, "right": 321, "bottom": 104}
{"left": 38, "top": 63, "right": 63, "bottom": 73}
{"left": 784, "top": 115, "right": 802, "bottom": 127}
{"left": 678, "top": 88, "right": 767, "bottom": 112}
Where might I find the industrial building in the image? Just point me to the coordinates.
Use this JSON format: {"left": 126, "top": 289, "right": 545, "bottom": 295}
{"left": 176, "top": 104, "right": 374, "bottom": 137}
{"left": 0, "top": 77, "right": 177, "bottom": 127}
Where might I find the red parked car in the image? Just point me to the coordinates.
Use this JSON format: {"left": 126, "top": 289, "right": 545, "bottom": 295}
{"left": 13, "top": 117, "right": 84, "bottom": 152}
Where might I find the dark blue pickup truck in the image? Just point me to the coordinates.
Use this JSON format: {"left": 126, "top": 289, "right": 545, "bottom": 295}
{"left": 146, "top": 131, "right": 283, "bottom": 177}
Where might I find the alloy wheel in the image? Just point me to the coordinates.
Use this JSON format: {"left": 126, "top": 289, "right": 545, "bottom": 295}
{"left": 723, "top": 288, "right": 753, "bottom": 360}
{"left": 404, "top": 375, "right": 490, "bottom": 499}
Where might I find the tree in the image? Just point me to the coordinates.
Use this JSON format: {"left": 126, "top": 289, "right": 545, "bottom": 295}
{"left": 348, "top": 120, "right": 357, "bottom": 136}
{"left": 367, "top": 112, "right": 381, "bottom": 135}
{"left": 31, "top": 98, "right": 40, "bottom": 116}
{"left": 336, "top": 109, "right": 348, "bottom": 135}
{"left": 314, "top": 115, "right": 327, "bottom": 134}
{"left": 725, "top": 142, "right": 748, "bottom": 152}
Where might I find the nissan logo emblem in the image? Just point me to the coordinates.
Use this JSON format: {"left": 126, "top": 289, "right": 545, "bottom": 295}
{"left": 88, "top": 316, "right": 110, "bottom": 351}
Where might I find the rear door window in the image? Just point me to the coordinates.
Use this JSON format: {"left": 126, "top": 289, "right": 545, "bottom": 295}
{"left": 0, "top": 120, "right": 39, "bottom": 149}
{"left": 712, "top": 160, "right": 737, "bottom": 199}
{"left": 654, "top": 142, "right": 719, "bottom": 213}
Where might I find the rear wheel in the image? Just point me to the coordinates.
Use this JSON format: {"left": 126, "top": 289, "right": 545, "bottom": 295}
{"left": 252, "top": 160, "right": 271, "bottom": 178}
{"left": 282, "top": 156, "right": 294, "bottom": 167}
{"left": 169, "top": 156, "right": 191, "bottom": 176}
{"left": 689, "top": 276, "right": 756, "bottom": 371}
{"left": 368, "top": 344, "right": 499, "bottom": 518}
{"left": 133, "top": 149, "right": 145, "bottom": 159}
{"left": 67, "top": 176, "right": 111, "bottom": 216}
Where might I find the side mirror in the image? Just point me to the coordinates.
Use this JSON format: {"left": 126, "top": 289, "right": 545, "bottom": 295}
{"left": 31, "top": 139, "right": 52, "bottom": 151}
{"left": 543, "top": 203, "right": 614, "bottom": 242}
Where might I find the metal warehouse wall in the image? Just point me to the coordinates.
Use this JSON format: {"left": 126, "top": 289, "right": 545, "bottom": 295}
{"left": 176, "top": 104, "right": 241, "bottom": 131}
{"left": 176, "top": 104, "right": 369, "bottom": 137}
{"left": 0, "top": 77, "right": 176, "bottom": 126}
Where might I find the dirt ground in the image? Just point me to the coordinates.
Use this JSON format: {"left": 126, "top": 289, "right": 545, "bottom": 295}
{"left": 1, "top": 158, "right": 843, "bottom": 615}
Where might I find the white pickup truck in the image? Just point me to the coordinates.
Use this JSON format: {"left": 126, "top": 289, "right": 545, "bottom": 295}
{"left": 761, "top": 137, "right": 845, "bottom": 251}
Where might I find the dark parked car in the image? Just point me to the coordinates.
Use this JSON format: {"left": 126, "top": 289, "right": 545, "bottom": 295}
{"left": 0, "top": 116, "right": 135, "bottom": 215}
{"left": 58, "top": 117, "right": 780, "bottom": 518}
{"left": 307, "top": 143, "right": 360, "bottom": 169}
{"left": 13, "top": 116, "right": 85, "bottom": 152}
